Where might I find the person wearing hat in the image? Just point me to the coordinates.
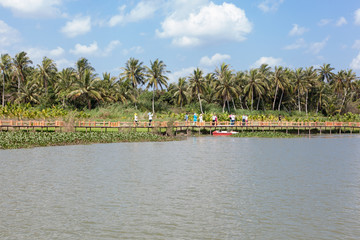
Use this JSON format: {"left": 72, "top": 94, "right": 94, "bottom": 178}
{"left": 134, "top": 113, "right": 138, "bottom": 126}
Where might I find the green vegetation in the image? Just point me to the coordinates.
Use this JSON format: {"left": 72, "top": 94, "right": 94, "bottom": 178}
{"left": 0, "top": 52, "right": 359, "bottom": 119}
{"left": 230, "top": 131, "right": 299, "bottom": 138}
{"left": 0, "top": 131, "right": 173, "bottom": 149}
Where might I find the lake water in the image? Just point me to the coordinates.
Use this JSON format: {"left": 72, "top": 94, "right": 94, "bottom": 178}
{"left": 1, "top": 135, "right": 360, "bottom": 239}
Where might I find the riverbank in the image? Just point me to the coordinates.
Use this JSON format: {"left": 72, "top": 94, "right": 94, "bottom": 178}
{"left": 0, "top": 132, "right": 175, "bottom": 150}
{"left": 230, "top": 131, "right": 299, "bottom": 138}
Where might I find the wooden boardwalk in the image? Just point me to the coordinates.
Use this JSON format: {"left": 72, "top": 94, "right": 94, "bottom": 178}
{"left": 1, "top": 120, "right": 360, "bottom": 135}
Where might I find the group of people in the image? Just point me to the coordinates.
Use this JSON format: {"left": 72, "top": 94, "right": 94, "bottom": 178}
{"left": 185, "top": 113, "right": 205, "bottom": 125}
{"left": 134, "top": 112, "right": 153, "bottom": 126}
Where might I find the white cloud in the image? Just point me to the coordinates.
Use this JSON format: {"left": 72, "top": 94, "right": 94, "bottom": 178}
{"left": 70, "top": 41, "right": 121, "bottom": 56}
{"left": 352, "top": 40, "right": 360, "bottom": 49}
{"left": 157, "top": 2, "right": 252, "bottom": 47}
{"left": 258, "top": 0, "right": 284, "bottom": 13}
{"left": 284, "top": 38, "right": 306, "bottom": 50}
{"left": 168, "top": 67, "right": 196, "bottom": 83}
{"left": 289, "top": 24, "right": 308, "bottom": 36}
{"left": 70, "top": 42, "right": 98, "bottom": 55}
{"left": 336, "top": 17, "right": 347, "bottom": 27}
{"left": 26, "top": 46, "right": 65, "bottom": 63}
{"left": 122, "top": 46, "right": 144, "bottom": 56}
{"left": 318, "top": 19, "right": 331, "bottom": 27}
{"left": 61, "top": 16, "right": 91, "bottom": 38}
{"left": 55, "top": 58, "right": 74, "bottom": 70}
{"left": 49, "top": 47, "right": 64, "bottom": 57}
{"left": 355, "top": 8, "right": 360, "bottom": 25}
{"left": 0, "top": 20, "right": 21, "bottom": 47}
{"left": 307, "top": 37, "right": 329, "bottom": 55}
{"left": 350, "top": 52, "right": 360, "bottom": 70}
{"left": 109, "top": 1, "right": 159, "bottom": 27}
{"left": 251, "top": 56, "right": 284, "bottom": 68}
{"left": 0, "top": 0, "right": 62, "bottom": 18}
{"left": 199, "top": 53, "right": 231, "bottom": 67}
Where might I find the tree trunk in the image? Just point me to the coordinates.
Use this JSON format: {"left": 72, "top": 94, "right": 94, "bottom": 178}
{"left": 227, "top": 99, "right": 231, "bottom": 113}
{"left": 272, "top": 83, "right": 279, "bottom": 110}
{"left": 232, "top": 98, "right": 236, "bottom": 111}
{"left": 298, "top": 89, "right": 301, "bottom": 112}
{"left": 251, "top": 91, "right": 254, "bottom": 111}
{"left": 222, "top": 100, "right": 225, "bottom": 113}
{"left": 305, "top": 91, "right": 308, "bottom": 115}
{"left": 256, "top": 96, "right": 260, "bottom": 110}
{"left": 88, "top": 99, "right": 91, "bottom": 110}
{"left": 278, "top": 90, "right": 284, "bottom": 111}
{"left": 198, "top": 93, "right": 203, "bottom": 114}
{"left": 2, "top": 72, "right": 5, "bottom": 107}
{"left": 238, "top": 96, "right": 243, "bottom": 109}
{"left": 44, "top": 76, "right": 48, "bottom": 95}
{"left": 152, "top": 89, "right": 155, "bottom": 114}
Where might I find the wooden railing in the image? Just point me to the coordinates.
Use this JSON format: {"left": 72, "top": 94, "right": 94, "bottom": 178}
{"left": 1, "top": 120, "right": 360, "bottom": 128}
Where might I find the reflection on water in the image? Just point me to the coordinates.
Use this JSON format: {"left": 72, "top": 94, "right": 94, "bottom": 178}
{"left": 1, "top": 135, "right": 360, "bottom": 239}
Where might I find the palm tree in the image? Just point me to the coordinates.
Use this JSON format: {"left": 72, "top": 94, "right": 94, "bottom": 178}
{"left": 15, "top": 76, "right": 40, "bottom": 105}
{"left": 13, "top": 51, "right": 33, "bottom": 93}
{"left": 303, "top": 66, "right": 318, "bottom": 114}
{"left": 318, "top": 63, "right": 334, "bottom": 83}
{"left": 271, "top": 66, "right": 287, "bottom": 110}
{"left": 145, "top": 59, "right": 169, "bottom": 113}
{"left": 75, "top": 57, "right": 95, "bottom": 82}
{"left": 0, "top": 54, "right": 11, "bottom": 106}
{"left": 214, "top": 63, "right": 237, "bottom": 112}
{"left": 172, "top": 77, "right": 188, "bottom": 108}
{"left": 120, "top": 58, "right": 145, "bottom": 88}
{"left": 98, "top": 72, "right": 118, "bottom": 103}
{"left": 68, "top": 69, "right": 102, "bottom": 109}
{"left": 36, "top": 57, "right": 57, "bottom": 95}
{"left": 55, "top": 68, "right": 76, "bottom": 107}
{"left": 244, "top": 69, "right": 266, "bottom": 111}
{"left": 188, "top": 68, "right": 206, "bottom": 113}
{"left": 292, "top": 68, "right": 308, "bottom": 112}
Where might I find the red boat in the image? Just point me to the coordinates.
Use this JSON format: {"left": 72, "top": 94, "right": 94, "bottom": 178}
{"left": 212, "top": 131, "right": 238, "bottom": 136}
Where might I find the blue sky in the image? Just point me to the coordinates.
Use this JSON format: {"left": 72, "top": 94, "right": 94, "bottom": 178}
{"left": 0, "top": 0, "right": 360, "bottom": 82}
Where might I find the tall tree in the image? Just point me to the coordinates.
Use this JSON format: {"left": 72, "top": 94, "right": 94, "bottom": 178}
{"left": 188, "top": 68, "right": 206, "bottom": 113}
{"left": 214, "top": 63, "right": 237, "bottom": 112}
{"left": 172, "top": 77, "right": 188, "bottom": 108}
{"left": 13, "top": 51, "right": 33, "bottom": 93}
{"left": 0, "top": 54, "right": 11, "bottom": 106}
{"left": 318, "top": 63, "right": 335, "bottom": 83}
{"left": 244, "top": 69, "right": 266, "bottom": 111}
{"left": 36, "top": 57, "right": 57, "bottom": 95}
{"left": 68, "top": 69, "right": 102, "bottom": 109}
{"left": 120, "top": 58, "right": 145, "bottom": 88}
{"left": 271, "top": 66, "right": 287, "bottom": 110}
{"left": 55, "top": 68, "right": 76, "bottom": 107}
{"left": 145, "top": 59, "right": 169, "bottom": 113}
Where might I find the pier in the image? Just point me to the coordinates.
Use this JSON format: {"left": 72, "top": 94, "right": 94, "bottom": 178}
{"left": 1, "top": 120, "right": 360, "bottom": 135}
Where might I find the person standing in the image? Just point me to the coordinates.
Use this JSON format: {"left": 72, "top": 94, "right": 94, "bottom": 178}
{"left": 185, "top": 113, "right": 189, "bottom": 125}
{"left": 148, "top": 112, "right": 153, "bottom": 126}
{"left": 242, "top": 115, "right": 245, "bottom": 126}
{"left": 193, "top": 113, "right": 198, "bottom": 125}
{"left": 199, "top": 114, "right": 203, "bottom": 125}
{"left": 134, "top": 113, "right": 138, "bottom": 126}
{"left": 231, "top": 114, "right": 235, "bottom": 125}
{"left": 212, "top": 113, "right": 216, "bottom": 126}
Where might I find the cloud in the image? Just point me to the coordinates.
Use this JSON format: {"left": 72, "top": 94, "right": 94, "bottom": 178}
{"left": 168, "top": 67, "right": 196, "bottom": 83}
{"left": 70, "top": 42, "right": 98, "bottom": 55}
{"left": 27, "top": 46, "right": 65, "bottom": 62}
{"left": 157, "top": 2, "right": 252, "bottom": 47}
{"left": 352, "top": 40, "right": 360, "bottom": 49}
{"left": 258, "top": 0, "right": 284, "bottom": 13}
{"left": 70, "top": 41, "right": 121, "bottom": 56}
{"left": 336, "top": 17, "right": 347, "bottom": 27}
{"left": 251, "top": 56, "right": 284, "bottom": 68}
{"left": 355, "top": 8, "right": 360, "bottom": 25}
{"left": 109, "top": 1, "right": 159, "bottom": 27}
{"left": 307, "top": 37, "right": 329, "bottom": 55}
{"left": 49, "top": 47, "right": 65, "bottom": 57}
{"left": 61, "top": 16, "right": 91, "bottom": 38}
{"left": 318, "top": 19, "right": 331, "bottom": 27}
{"left": 350, "top": 52, "right": 360, "bottom": 70}
{"left": 0, "top": 0, "right": 62, "bottom": 18}
{"left": 0, "top": 20, "right": 21, "bottom": 47}
{"left": 199, "top": 53, "right": 231, "bottom": 67}
{"left": 122, "top": 46, "right": 144, "bottom": 55}
{"left": 55, "top": 58, "right": 74, "bottom": 70}
{"left": 283, "top": 38, "right": 306, "bottom": 50}
{"left": 289, "top": 24, "right": 308, "bottom": 36}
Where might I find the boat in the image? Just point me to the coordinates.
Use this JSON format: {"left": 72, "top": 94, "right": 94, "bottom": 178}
{"left": 212, "top": 130, "right": 238, "bottom": 136}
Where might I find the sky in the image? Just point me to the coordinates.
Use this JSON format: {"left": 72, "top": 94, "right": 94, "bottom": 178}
{"left": 0, "top": 0, "right": 360, "bottom": 82}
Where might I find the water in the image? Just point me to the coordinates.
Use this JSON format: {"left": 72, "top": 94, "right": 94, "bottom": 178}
{"left": 1, "top": 135, "right": 360, "bottom": 239}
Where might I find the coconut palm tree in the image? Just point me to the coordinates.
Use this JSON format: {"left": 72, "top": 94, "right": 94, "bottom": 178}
{"left": 188, "top": 68, "right": 206, "bottom": 113}
{"left": 120, "top": 58, "right": 145, "bottom": 88}
{"left": 13, "top": 51, "right": 33, "bottom": 93}
{"left": 75, "top": 57, "right": 95, "bottom": 82}
{"left": 55, "top": 68, "right": 76, "bottom": 107}
{"left": 214, "top": 63, "right": 237, "bottom": 112}
{"left": 318, "top": 63, "right": 335, "bottom": 83}
{"left": 145, "top": 59, "right": 169, "bottom": 113}
{"left": 0, "top": 54, "right": 11, "bottom": 106}
{"left": 292, "top": 68, "right": 309, "bottom": 112}
{"left": 303, "top": 66, "right": 318, "bottom": 114}
{"left": 244, "top": 69, "right": 266, "bottom": 111}
{"left": 36, "top": 57, "right": 57, "bottom": 95}
{"left": 15, "top": 76, "right": 40, "bottom": 105}
{"left": 68, "top": 69, "right": 102, "bottom": 110}
{"left": 271, "top": 66, "right": 287, "bottom": 110}
{"left": 172, "top": 77, "right": 188, "bottom": 108}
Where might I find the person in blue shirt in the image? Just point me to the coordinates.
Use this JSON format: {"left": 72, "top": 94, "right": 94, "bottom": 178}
{"left": 193, "top": 113, "right": 197, "bottom": 125}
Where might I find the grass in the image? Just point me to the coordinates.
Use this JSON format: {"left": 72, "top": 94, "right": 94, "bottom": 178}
{"left": 0, "top": 131, "right": 174, "bottom": 150}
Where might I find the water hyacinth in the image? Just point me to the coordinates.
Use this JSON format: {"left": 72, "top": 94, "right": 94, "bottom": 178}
{"left": 230, "top": 131, "right": 299, "bottom": 138}
{"left": 0, "top": 132, "right": 172, "bottom": 149}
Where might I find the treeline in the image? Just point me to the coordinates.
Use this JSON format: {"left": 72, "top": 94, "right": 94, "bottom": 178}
{"left": 1, "top": 51, "right": 360, "bottom": 116}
